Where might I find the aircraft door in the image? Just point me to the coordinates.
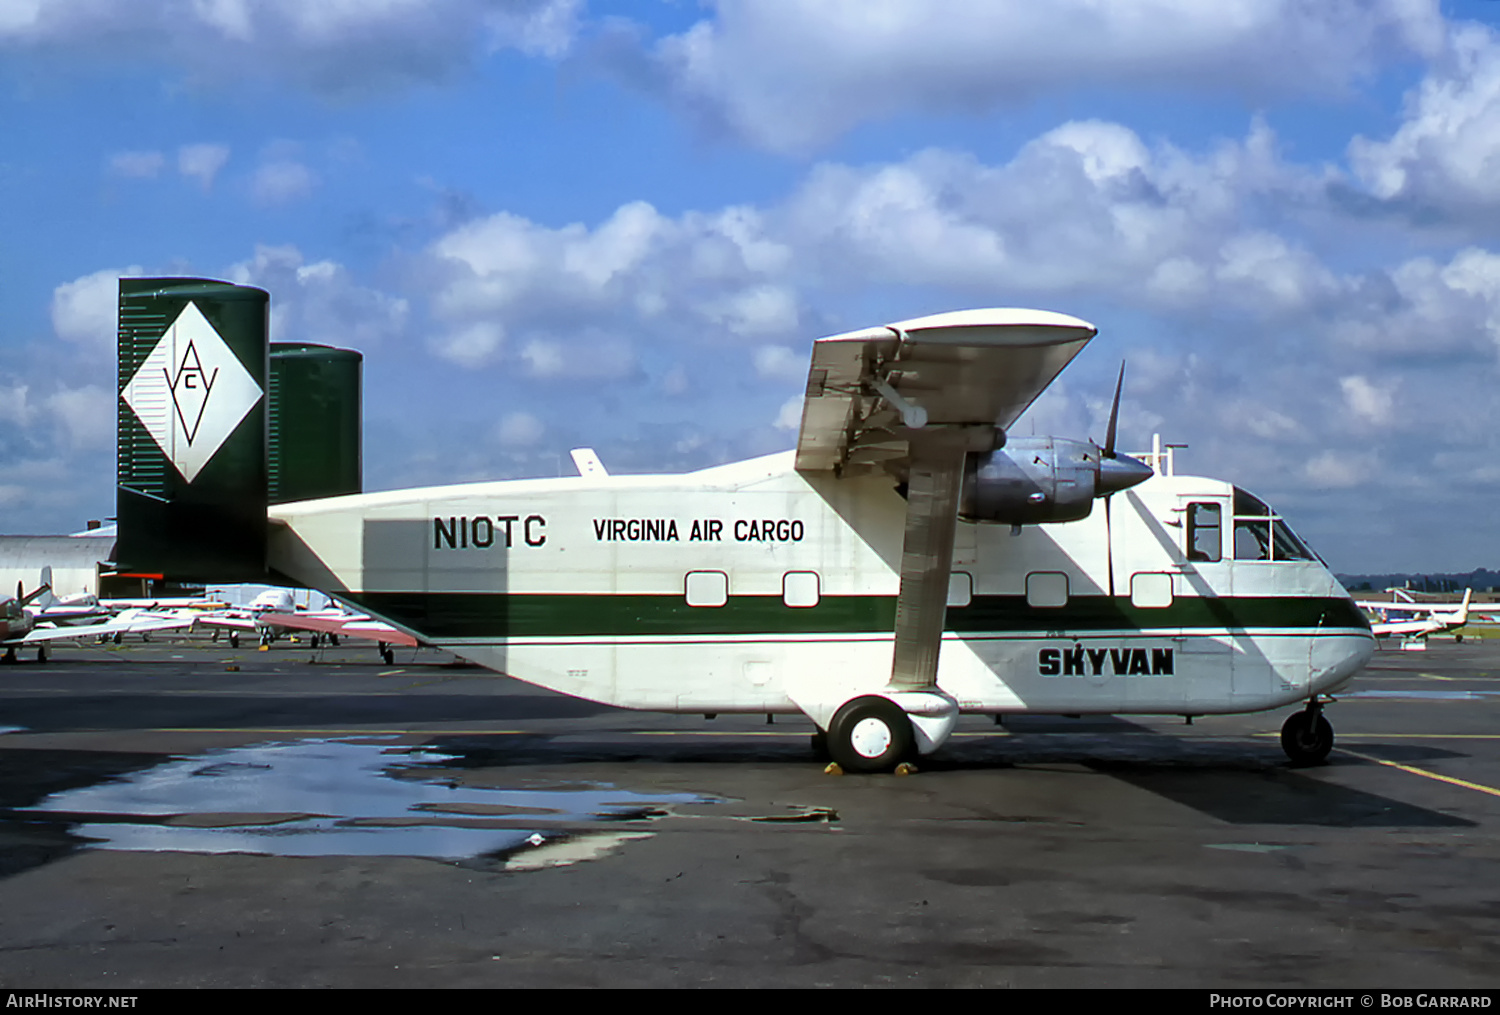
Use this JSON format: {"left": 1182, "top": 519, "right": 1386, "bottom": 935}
{"left": 1175, "top": 496, "right": 1236, "bottom": 703}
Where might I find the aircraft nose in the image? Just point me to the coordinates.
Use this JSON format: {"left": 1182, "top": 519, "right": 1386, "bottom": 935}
{"left": 1097, "top": 453, "right": 1155, "bottom": 496}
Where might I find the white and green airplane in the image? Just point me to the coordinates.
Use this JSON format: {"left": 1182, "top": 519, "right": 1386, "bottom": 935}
{"left": 115, "top": 279, "right": 1374, "bottom": 772}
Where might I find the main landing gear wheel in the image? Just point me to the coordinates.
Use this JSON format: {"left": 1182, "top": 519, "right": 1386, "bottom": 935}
{"left": 827, "top": 696, "right": 916, "bottom": 773}
{"left": 1281, "top": 705, "right": 1334, "bottom": 766}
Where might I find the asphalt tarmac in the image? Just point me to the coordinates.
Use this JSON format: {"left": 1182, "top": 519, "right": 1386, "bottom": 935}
{"left": 0, "top": 633, "right": 1496, "bottom": 988}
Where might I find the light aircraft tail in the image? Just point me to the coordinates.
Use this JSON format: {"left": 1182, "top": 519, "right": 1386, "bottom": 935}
{"left": 115, "top": 277, "right": 363, "bottom": 584}
{"left": 34, "top": 567, "right": 55, "bottom": 610}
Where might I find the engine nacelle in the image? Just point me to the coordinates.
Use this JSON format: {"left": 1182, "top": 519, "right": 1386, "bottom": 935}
{"left": 959, "top": 436, "right": 1153, "bottom": 525}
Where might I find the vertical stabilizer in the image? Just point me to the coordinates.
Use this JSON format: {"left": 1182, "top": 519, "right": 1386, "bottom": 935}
{"left": 117, "top": 277, "right": 269, "bottom": 582}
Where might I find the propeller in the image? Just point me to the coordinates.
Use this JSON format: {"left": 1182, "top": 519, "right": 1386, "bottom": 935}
{"left": 16, "top": 581, "right": 51, "bottom": 608}
{"left": 1097, "top": 363, "right": 1127, "bottom": 598}
{"left": 1103, "top": 362, "right": 1124, "bottom": 460}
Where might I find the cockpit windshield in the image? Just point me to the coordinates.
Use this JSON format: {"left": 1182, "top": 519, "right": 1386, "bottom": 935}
{"left": 1232, "top": 488, "right": 1319, "bottom": 562}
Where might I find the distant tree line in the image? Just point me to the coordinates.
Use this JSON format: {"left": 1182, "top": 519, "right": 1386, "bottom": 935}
{"left": 1336, "top": 569, "right": 1500, "bottom": 593}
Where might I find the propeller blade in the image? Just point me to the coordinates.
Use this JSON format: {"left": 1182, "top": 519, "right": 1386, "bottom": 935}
{"left": 18, "top": 583, "right": 51, "bottom": 607}
{"left": 1105, "top": 492, "right": 1115, "bottom": 599}
{"left": 1103, "top": 362, "right": 1125, "bottom": 459}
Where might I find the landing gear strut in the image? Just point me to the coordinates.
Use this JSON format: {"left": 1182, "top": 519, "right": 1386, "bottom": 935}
{"left": 1281, "top": 699, "right": 1334, "bottom": 766}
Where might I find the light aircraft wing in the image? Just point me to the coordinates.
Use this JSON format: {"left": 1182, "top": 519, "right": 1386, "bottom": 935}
{"left": 197, "top": 613, "right": 257, "bottom": 633}
{"left": 17, "top": 609, "right": 195, "bottom": 644}
{"left": 257, "top": 610, "right": 420, "bottom": 647}
{"left": 1368, "top": 618, "right": 1443, "bottom": 637}
{"left": 791, "top": 309, "right": 1097, "bottom": 698}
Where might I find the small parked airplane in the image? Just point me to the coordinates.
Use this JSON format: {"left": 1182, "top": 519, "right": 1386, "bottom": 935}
{"left": 114, "top": 278, "right": 1375, "bottom": 770}
{"left": 1356, "top": 588, "right": 1500, "bottom": 643}
{"left": 0, "top": 576, "right": 197, "bottom": 662}
{"left": 198, "top": 587, "right": 418, "bottom": 662}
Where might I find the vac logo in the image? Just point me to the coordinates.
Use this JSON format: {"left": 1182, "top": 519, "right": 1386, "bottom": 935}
{"left": 121, "top": 301, "right": 262, "bottom": 483}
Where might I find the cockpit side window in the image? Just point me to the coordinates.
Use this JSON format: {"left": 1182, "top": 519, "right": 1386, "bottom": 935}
{"left": 1187, "top": 502, "right": 1221, "bottom": 562}
{"left": 1232, "top": 488, "right": 1316, "bottom": 562}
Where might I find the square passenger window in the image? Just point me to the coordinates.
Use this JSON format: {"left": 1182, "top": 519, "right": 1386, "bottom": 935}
{"left": 947, "top": 571, "right": 973, "bottom": 608}
{"left": 1130, "top": 572, "right": 1173, "bottom": 608}
{"left": 685, "top": 570, "right": 728, "bottom": 608}
{"left": 782, "top": 571, "right": 820, "bottom": 608}
{"left": 1026, "top": 571, "right": 1068, "bottom": 608}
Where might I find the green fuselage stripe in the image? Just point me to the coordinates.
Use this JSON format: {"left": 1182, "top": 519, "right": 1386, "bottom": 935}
{"left": 345, "top": 592, "right": 1370, "bottom": 640}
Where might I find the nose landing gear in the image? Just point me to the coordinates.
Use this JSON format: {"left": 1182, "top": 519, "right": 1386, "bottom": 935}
{"left": 1281, "top": 698, "right": 1334, "bottom": 766}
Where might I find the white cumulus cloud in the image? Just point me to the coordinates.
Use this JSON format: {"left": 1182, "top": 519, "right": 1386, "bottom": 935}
{"left": 648, "top": 0, "right": 1444, "bottom": 151}
{"left": 1349, "top": 23, "right": 1500, "bottom": 216}
{"left": 0, "top": 0, "right": 582, "bottom": 97}
{"left": 178, "top": 143, "right": 230, "bottom": 190}
{"left": 52, "top": 267, "right": 142, "bottom": 351}
{"left": 107, "top": 150, "right": 166, "bottom": 179}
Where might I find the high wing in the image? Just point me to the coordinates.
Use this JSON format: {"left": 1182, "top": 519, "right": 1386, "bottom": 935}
{"left": 794, "top": 308, "right": 1096, "bottom": 477}
{"left": 792, "top": 309, "right": 1097, "bottom": 701}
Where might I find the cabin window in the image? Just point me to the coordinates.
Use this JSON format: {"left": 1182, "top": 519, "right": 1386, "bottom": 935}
{"left": 685, "top": 570, "right": 729, "bottom": 607}
{"left": 1131, "top": 572, "right": 1174, "bottom": 608}
{"left": 1026, "top": 571, "right": 1069, "bottom": 608}
{"left": 947, "top": 571, "right": 973, "bottom": 608}
{"left": 1232, "top": 488, "right": 1317, "bottom": 562}
{"left": 782, "top": 571, "right": 820, "bottom": 608}
{"left": 1187, "top": 502, "right": 1222, "bottom": 562}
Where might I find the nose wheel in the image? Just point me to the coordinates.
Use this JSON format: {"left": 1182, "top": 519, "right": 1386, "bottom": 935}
{"left": 1281, "top": 700, "right": 1334, "bottom": 766}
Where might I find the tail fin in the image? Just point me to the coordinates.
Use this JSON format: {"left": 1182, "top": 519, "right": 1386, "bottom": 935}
{"left": 117, "top": 277, "right": 270, "bottom": 582}
{"left": 1457, "top": 588, "right": 1473, "bottom": 627}
{"left": 116, "top": 277, "right": 365, "bottom": 585}
{"left": 35, "top": 567, "right": 55, "bottom": 609}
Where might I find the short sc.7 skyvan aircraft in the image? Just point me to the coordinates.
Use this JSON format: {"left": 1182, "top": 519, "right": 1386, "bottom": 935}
{"left": 114, "top": 278, "right": 1374, "bottom": 772}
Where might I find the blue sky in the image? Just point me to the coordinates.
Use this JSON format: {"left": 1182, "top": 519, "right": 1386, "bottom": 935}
{"left": 6, "top": 0, "right": 1500, "bottom": 573}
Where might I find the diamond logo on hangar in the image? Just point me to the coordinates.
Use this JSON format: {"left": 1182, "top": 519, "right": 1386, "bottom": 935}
{"left": 121, "top": 301, "right": 262, "bottom": 484}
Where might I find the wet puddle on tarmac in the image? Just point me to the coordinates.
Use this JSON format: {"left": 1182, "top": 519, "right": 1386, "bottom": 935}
{"left": 23, "top": 739, "right": 716, "bottom": 868}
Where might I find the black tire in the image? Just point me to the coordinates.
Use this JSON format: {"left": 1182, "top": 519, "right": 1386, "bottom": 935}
{"left": 229, "top": 633, "right": 239, "bottom": 648}
{"left": 827, "top": 696, "right": 915, "bottom": 773}
{"left": 381, "top": 647, "right": 394, "bottom": 665}
{"left": 1281, "top": 710, "right": 1334, "bottom": 766}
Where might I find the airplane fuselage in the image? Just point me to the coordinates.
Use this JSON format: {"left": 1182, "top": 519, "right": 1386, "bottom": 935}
{"left": 267, "top": 451, "right": 1373, "bottom": 719}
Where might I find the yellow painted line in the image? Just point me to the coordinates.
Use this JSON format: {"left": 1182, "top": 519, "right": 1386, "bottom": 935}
{"left": 1254, "top": 732, "right": 1500, "bottom": 740}
{"left": 1418, "top": 673, "right": 1459, "bottom": 681}
{"left": 1338, "top": 747, "right": 1500, "bottom": 799}
{"left": 134, "top": 728, "right": 538, "bottom": 736}
{"left": 1336, "top": 733, "right": 1500, "bottom": 739}
{"left": 631, "top": 730, "right": 809, "bottom": 737}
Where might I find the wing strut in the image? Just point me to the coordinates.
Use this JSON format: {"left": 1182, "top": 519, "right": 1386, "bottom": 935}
{"left": 888, "top": 427, "right": 986, "bottom": 690}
